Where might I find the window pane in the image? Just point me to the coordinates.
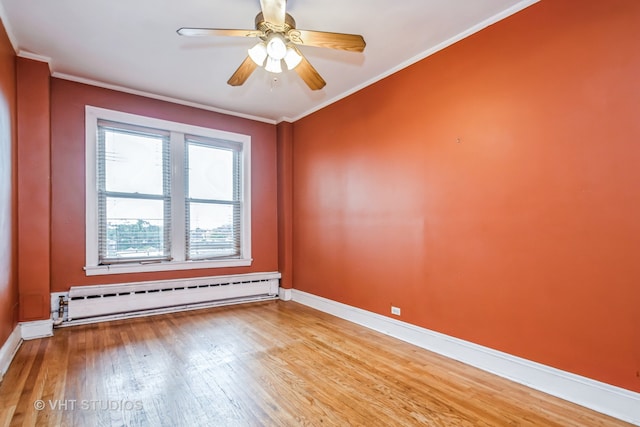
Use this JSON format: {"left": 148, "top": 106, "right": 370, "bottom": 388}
{"left": 187, "top": 202, "right": 238, "bottom": 259}
{"left": 105, "top": 130, "right": 164, "bottom": 195}
{"left": 188, "top": 143, "right": 234, "bottom": 201}
{"left": 104, "top": 197, "right": 166, "bottom": 259}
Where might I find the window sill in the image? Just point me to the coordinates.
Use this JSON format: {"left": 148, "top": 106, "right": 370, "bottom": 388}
{"left": 84, "top": 258, "right": 253, "bottom": 276}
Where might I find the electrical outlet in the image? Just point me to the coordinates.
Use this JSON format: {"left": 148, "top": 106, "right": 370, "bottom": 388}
{"left": 391, "top": 306, "right": 401, "bottom": 316}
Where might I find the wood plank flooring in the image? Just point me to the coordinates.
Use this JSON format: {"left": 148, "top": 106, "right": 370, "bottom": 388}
{"left": 0, "top": 301, "right": 632, "bottom": 426}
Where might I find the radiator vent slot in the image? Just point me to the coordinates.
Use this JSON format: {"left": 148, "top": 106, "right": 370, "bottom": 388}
{"left": 67, "top": 272, "right": 280, "bottom": 322}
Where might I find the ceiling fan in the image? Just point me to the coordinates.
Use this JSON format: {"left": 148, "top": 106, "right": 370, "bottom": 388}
{"left": 177, "top": 0, "right": 366, "bottom": 90}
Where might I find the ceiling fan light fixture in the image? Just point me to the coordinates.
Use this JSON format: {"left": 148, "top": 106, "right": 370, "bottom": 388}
{"left": 248, "top": 42, "right": 268, "bottom": 66}
{"left": 265, "top": 56, "right": 283, "bottom": 73}
{"left": 283, "top": 47, "right": 302, "bottom": 70}
{"left": 179, "top": 2, "right": 364, "bottom": 90}
{"left": 266, "top": 33, "right": 287, "bottom": 60}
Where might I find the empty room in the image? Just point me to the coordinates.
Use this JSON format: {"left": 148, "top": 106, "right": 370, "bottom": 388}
{"left": 0, "top": 0, "right": 638, "bottom": 425}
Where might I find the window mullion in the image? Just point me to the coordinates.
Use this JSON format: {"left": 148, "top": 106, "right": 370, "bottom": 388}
{"left": 170, "top": 131, "right": 186, "bottom": 262}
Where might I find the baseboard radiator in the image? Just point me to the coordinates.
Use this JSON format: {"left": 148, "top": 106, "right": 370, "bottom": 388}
{"left": 64, "top": 272, "right": 280, "bottom": 325}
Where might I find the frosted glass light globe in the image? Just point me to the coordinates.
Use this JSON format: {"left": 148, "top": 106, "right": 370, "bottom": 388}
{"left": 266, "top": 34, "right": 287, "bottom": 60}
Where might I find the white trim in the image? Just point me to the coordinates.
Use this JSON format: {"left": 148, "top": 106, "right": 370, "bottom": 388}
{"left": 84, "top": 258, "right": 253, "bottom": 276}
{"left": 17, "top": 50, "right": 52, "bottom": 68}
{"left": 291, "top": 290, "right": 640, "bottom": 426}
{"left": 282, "top": 0, "right": 540, "bottom": 123}
{"left": 0, "top": 326, "right": 22, "bottom": 382}
{"left": 1, "top": 8, "right": 52, "bottom": 69}
{"left": 278, "top": 288, "right": 292, "bottom": 301}
{"left": 0, "top": 1, "right": 18, "bottom": 52}
{"left": 85, "top": 106, "right": 99, "bottom": 267}
{"left": 84, "top": 106, "right": 252, "bottom": 275}
{"left": 20, "top": 319, "right": 53, "bottom": 340}
{"left": 170, "top": 131, "right": 186, "bottom": 261}
{"left": 85, "top": 106, "right": 252, "bottom": 152}
{"left": 54, "top": 72, "right": 276, "bottom": 125}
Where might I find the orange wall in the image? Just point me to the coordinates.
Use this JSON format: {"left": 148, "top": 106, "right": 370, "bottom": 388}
{"left": 291, "top": 0, "right": 640, "bottom": 392}
{"left": 0, "top": 19, "right": 18, "bottom": 346}
{"left": 277, "top": 121, "right": 294, "bottom": 289}
{"left": 50, "top": 79, "right": 278, "bottom": 291}
{"left": 16, "top": 58, "right": 50, "bottom": 321}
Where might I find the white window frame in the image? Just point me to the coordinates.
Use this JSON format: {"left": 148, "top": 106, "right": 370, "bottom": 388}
{"left": 84, "top": 106, "right": 252, "bottom": 276}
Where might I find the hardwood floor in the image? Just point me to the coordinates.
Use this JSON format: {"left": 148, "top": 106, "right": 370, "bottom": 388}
{"left": 0, "top": 301, "right": 632, "bottom": 426}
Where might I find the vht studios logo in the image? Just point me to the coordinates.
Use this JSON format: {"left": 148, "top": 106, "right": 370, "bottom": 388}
{"left": 34, "top": 399, "right": 143, "bottom": 411}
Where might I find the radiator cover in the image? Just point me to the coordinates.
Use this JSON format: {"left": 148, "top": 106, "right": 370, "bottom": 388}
{"left": 67, "top": 272, "right": 280, "bottom": 321}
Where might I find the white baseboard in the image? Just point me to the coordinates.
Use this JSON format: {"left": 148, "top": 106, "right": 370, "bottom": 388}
{"left": 0, "top": 326, "right": 22, "bottom": 382}
{"left": 20, "top": 319, "right": 53, "bottom": 340}
{"left": 291, "top": 290, "right": 640, "bottom": 426}
{"left": 278, "top": 287, "right": 292, "bottom": 301}
{"left": 0, "top": 319, "right": 54, "bottom": 382}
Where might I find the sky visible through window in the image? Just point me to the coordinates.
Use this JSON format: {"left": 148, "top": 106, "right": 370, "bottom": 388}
{"left": 105, "top": 131, "right": 234, "bottom": 231}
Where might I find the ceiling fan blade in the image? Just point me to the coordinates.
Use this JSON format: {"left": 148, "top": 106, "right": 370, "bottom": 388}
{"left": 288, "top": 29, "right": 366, "bottom": 52}
{"left": 227, "top": 56, "right": 258, "bottom": 86}
{"left": 260, "top": 0, "right": 286, "bottom": 27}
{"left": 295, "top": 55, "right": 326, "bottom": 91}
{"left": 177, "top": 28, "right": 264, "bottom": 38}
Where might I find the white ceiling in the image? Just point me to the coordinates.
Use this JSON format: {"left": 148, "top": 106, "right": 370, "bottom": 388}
{"left": 0, "top": 0, "right": 536, "bottom": 123}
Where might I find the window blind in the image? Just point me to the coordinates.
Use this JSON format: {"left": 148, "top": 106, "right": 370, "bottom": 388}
{"left": 97, "top": 120, "right": 171, "bottom": 264}
{"left": 184, "top": 136, "right": 242, "bottom": 260}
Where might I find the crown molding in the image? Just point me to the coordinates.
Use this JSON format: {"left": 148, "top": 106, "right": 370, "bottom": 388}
{"left": 52, "top": 72, "right": 277, "bottom": 125}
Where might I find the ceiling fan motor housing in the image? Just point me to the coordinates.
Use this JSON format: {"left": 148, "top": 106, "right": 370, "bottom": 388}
{"left": 255, "top": 12, "right": 296, "bottom": 35}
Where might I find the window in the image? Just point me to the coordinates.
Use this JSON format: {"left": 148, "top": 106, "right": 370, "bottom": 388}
{"left": 185, "top": 136, "right": 242, "bottom": 260}
{"left": 97, "top": 121, "right": 171, "bottom": 264}
{"left": 85, "top": 106, "right": 251, "bottom": 275}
